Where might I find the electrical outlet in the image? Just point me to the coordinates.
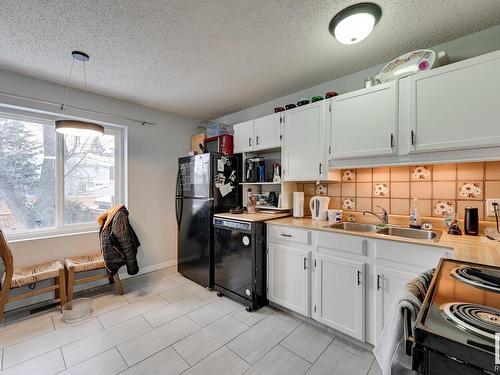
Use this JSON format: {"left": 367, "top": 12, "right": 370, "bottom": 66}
{"left": 486, "top": 199, "right": 500, "bottom": 216}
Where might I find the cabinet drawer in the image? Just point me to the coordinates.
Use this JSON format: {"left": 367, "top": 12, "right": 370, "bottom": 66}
{"left": 268, "top": 225, "right": 311, "bottom": 245}
{"left": 317, "top": 231, "right": 367, "bottom": 256}
{"left": 374, "top": 239, "right": 449, "bottom": 269}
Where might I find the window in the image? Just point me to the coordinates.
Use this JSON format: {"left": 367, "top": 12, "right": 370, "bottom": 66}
{"left": 0, "top": 112, "right": 125, "bottom": 238}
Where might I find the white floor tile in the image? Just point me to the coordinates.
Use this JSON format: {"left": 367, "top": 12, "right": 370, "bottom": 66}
{"left": 142, "top": 294, "right": 207, "bottom": 327}
{"left": 173, "top": 315, "right": 248, "bottom": 365}
{"left": 187, "top": 297, "right": 241, "bottom": 327}
{"left": 231, "top": 306, "right": 273, "bottom": 327}
{"left": 332, "top": 337, "right": 375, "bottom": 362}
{"left": 280, "top": 322, "right": 334, "bottom": 363}
{"left": 59, "top": 348, "right": 127, "bottom": 375}
{"left": 245, "top": 345, "right": 311, "bottom": 375}
{"left": 0, "top": 315, "right": 54, "bottom": 348}
{"left": 2, "top": 318, "right": 102, "bottom": 369}
{"left": 97, "top": 294, "right": 167, "bottom": 328}
{"left": 61, "top": 316, "right": 152, "bottom": 367}
{"left": 226, "top": 315, "right": 299, "bottom": 364}
{"left": 117, "top": 315, "right": 200, "bottom": 366}
{"left": 123, "top": 278, "right": 180, "bottom": 303}
{"left": 306, "top": 344, "right": 372, "bottom": 375}
{"left": 181, "top": 347, "right": 249, "bottom": 375}
{"left": 0, "top": 349, "right": 65, "bottom": 375}
{"left": 121, "top": 347, "right": 189, "bottom": 375}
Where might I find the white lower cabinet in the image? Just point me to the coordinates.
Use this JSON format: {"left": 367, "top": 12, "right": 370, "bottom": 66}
{"left": 316, "top": 254, "right": 365, "bottom": 341}
{"left": 268, "top": 242, "right": 311, "bottom": 317}
{"left": 267, "top": 224, "right": 451, "bottom": 343}
{"left": 373, "top": 266, "right": 419, "bottom": 342}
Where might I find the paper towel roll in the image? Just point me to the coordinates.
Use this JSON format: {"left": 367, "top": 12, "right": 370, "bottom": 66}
{"left": 293, "top": 192, "right": 304, "bottom": 218}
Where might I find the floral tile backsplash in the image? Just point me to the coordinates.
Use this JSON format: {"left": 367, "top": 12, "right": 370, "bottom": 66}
{"left": 297, "top": 162, "right": 500, "bottom": 221}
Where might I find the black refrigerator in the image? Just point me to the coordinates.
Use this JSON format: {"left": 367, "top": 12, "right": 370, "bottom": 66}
{"left": 176, "top": 153, "right": 240, "bottom": 288}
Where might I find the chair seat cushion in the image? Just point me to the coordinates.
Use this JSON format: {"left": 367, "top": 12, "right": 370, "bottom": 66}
{"left": 7, "top": 260, "right": 64, "bottom": 288}
{"left": 65, "top": 254, "right": 106, "bottom": 273}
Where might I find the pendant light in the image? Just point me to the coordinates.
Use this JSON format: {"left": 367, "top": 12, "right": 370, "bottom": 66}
{"left": 55, "top": 51, "right": 104, "bottom": 136}
{"left": 329, "top": 3, "right": 382, "bottom": 45}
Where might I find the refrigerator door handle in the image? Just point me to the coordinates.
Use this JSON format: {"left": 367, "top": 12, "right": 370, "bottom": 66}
{"left": 176, "top": 167, "right": 183, "bottom": 197}
{"left": 176, "top": 198, "right": 183, "bottom": 228}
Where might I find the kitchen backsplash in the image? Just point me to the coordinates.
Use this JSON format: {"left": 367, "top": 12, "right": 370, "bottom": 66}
{"left": 297, "top": 162, "right": 500, "bottom": 222}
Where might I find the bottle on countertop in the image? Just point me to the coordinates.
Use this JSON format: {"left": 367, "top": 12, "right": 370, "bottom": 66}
{"left": 409, "top": 198, "right": 421, "bottom": 229}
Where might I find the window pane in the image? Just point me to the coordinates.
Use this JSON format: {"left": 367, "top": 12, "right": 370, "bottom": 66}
{"left": 64, "top": 133, "right": 116, "bottom": 225}
{"left": 0, "top": 116, "right": 56, "bottom": 232}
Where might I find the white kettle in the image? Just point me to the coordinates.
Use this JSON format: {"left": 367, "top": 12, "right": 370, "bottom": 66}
{"left": 309, "top": 196, "right": 330, "bottom": 221}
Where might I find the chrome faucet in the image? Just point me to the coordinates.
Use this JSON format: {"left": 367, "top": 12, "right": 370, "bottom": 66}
{"left": 362, "top": 206, "right": 389, "bottom": 225}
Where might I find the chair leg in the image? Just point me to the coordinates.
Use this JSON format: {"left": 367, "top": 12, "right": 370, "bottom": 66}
{"left": 67, "top": 266, "right": 75, "bottom": 302}
{"left": 58, "top": 268, "right": 67, "bottom": 307}
{"left": 113, "top": 274, "right": 124, "bottom": 295}
{"left": 0, "top": 285, "right": 9, "bottom": 321}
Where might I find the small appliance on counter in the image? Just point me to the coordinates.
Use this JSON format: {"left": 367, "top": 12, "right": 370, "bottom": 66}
{"left": 204, "top": 134, "right": 233, "bottom": 155}
{"left": 213, "top": 217, "right": 269, "bottom": 311}
{"left": 309, "top": 196, "right": 330, "bottom": 220}
{"left": 411, "top": 258, "right": 500, "bottom": 374}
{"left": 464, "top": 206, "right": 479, "bottom": 236}
{"left": 246, "top": 157, "right": 265, "bottom": 182}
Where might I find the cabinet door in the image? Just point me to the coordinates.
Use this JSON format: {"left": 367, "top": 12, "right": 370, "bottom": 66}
{"left": 407, "top": 51, "right": 500, "bottom": 153}
{"left": 268, "top": 243, "right": 311, "bottom": 317}
{"left": 330, "top": 81, "right": 397, "bottom": 159}
{"left": 254, "top": 113, "right": 281, "bottom": 150}
{"left": 233, "top": 120, "right": 254, "bottom": 153}
{"left": 316, "top": 254, "right": 365, "bottom": 341}
{"left": 283, "top": 102, "right": 325, "bottom": 181}
{"left": 373, "top": 266, "right": 418, "bottom": 342}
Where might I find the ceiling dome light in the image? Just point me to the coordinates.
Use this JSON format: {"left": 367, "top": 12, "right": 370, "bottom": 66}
{"left": 329, "top": 3, "right": 382, "bottom": 45}
{"left": 55, "top": 120, "right": 104, "bottom": 136}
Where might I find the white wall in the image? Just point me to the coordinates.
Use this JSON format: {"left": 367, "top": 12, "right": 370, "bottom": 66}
{"left": 0, "top": 69, "right": 198, "bottom": 309}
{"left": 215, "top": 25, "right": 500, "bottom": 125}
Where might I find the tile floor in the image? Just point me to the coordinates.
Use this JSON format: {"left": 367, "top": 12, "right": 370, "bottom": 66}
{"left": 0, "top": 267, "right": 382, "bottom": 375}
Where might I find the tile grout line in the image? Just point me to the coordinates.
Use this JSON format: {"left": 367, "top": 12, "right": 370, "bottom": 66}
{"left": 225, "top": 345, "right": 253, "bottom": 367}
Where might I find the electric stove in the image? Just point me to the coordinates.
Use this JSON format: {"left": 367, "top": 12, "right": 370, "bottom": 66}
{"left": 412, "top": 258, "right": 500, "bottom": 374}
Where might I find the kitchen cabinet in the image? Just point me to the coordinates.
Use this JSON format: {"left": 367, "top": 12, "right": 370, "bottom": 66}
{"left": 254, "top": 113, "right": 281, "bottom": 151}
{"left": 233, "top": 114, "right": 281, "bottom": 153}
{"left": 282, "top": 102, "right": 326, "bottom": 181}
{"left": 233, "top": 120, "right": 254, "bottom": 153}
{"left": 407, "top": 50, "right": 500, "bottom": 153}
{"left": 268, "top": 243, "right": 311, "bottom": 316}
{"left": 316, "top": 253, "right": 365, "bottom": 341}
{"left": 328, "top": 81, "right": 398, "bottom": 160}
{"left": 373, "top": 266, "right": 418, "bottom": 341}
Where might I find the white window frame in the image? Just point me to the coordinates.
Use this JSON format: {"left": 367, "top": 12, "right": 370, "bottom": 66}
{"left": 0, "top": 109, "right": 127, "bottom": 241}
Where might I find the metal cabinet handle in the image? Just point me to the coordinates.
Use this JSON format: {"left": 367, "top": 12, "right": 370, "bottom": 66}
{"left": 256, "top": 136, "right": 259, "bottom": 145}
{"left": 357, "top": 270, "right": 361, "bottom": 285}
{"left": 319, "top": 163, "right": 322, "bottom": 175}
{"left": 280, "top": 233, "right": 293, "bottom": 238}
{"left": 303, "top": 257, "right": 307, "bottom": 270}
{"left": 390, "top": 133, "right": 394, "bottom": 148}
{"left": 410, "top": 131, "right": 416, "bottom": 146}
{"left": 248, "top": 137, "right": 252, "bottom": 147}
{"left": 377, "top": 274, "right": 381, "bottom": 290}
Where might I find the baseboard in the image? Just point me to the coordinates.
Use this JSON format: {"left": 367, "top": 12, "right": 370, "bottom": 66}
{"left": 118, "top": 259, "right": 177, "bottom": 280}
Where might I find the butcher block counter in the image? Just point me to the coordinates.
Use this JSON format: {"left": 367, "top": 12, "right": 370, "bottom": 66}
{"left": 214, "top": 212, "right": 290, "bottom": 222}
{"left": 266, "top": 217, "right": 500, "bottom": 267}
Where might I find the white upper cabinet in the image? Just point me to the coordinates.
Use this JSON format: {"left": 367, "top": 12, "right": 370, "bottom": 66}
{"left": 329, "top": 81, "right": 398, "bottom": 160}
{"left": 233, "top": 120, "right": 254, "bottom": 153}
{"left": 407, "top": 50, "right": 500, "bottom": 153}
{"left": 282, "top": 102, "right": 326, "bottom": 181}
{"left": 254, "top": 113, "right": 281, "bottom": 151}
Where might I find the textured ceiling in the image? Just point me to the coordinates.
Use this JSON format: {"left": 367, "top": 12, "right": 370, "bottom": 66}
{"left": 1, "top": 1, "right": 500, "bottom": 120}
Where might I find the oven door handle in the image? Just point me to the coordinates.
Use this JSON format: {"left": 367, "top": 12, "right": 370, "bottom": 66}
{"left": 403, "top": 306, "right": 414, "bottom": 356}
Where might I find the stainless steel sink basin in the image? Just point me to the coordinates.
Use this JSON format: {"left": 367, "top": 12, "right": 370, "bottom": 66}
{"left": 324, "top": 222, "right": 380, "bottom": 232}
{"left": 376, "top": 226, "right": 442, "bottom": 241}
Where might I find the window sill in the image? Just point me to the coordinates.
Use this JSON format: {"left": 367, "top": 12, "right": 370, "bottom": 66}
{"left": 7, "top": 228, "right": 100, "bottom": 243}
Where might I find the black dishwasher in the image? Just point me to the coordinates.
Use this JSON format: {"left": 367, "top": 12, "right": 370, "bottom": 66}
{"left": 213, "top": 218, "right": 268, "bottom": 311}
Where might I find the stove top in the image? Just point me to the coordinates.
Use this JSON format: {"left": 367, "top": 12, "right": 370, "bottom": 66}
{"left": 451, "top": 265, "right": 500, "bottom": 293}
{"left": 414, "top": 259, "right": 500, "bottom": 373}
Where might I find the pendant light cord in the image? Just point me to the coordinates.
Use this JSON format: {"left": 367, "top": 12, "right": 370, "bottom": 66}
{"left": 62, "top": 58, "right": 75, "bottom": 112}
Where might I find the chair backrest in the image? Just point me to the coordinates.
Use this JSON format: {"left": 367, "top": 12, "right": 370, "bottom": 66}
{"left": 0, "top": 230, "right": 13, "bottom": 272}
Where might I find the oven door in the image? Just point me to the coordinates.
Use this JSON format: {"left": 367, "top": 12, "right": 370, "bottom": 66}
{"left": 213, "top": 219, "right": 253, "bottom": 300}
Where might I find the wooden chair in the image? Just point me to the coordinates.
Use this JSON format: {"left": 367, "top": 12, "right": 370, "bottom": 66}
{"left": 0, "top": 230, "right": 66, "bottom": 320}
{"left": 64, "top": 253, "right": 124, "bottom": 301}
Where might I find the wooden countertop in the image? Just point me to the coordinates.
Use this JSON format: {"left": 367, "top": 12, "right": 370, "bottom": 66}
{"left": 265, "top": 217, "right": 500, "bottom": 267}
{"left": 214, "top": 212, "right": 291, "bottom": 222}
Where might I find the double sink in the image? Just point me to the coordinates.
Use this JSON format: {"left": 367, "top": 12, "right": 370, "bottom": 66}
{"left": 324, "top": 222, "right": 442, "bottom": 241}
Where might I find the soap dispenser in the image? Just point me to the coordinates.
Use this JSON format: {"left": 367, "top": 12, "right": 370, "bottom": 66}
{"left": 410, "top": 198, "right": 421, "bottom": 229}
